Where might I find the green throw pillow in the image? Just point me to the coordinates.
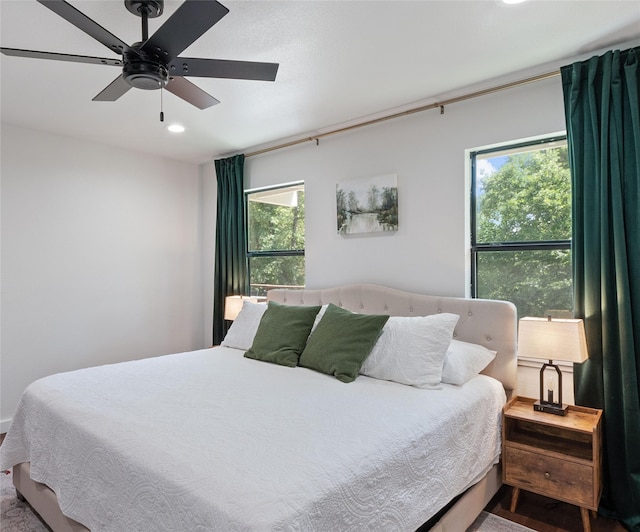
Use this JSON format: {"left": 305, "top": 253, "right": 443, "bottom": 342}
{"left": 244, "top": 301, "right": 321, "bottom": 367}
{"left": 299, "top": 303, "right": 389, "bottom": 383}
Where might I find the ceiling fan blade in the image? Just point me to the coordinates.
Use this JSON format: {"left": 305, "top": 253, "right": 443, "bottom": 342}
{"left": 141, "top": 0, "right": 229, "bottom": 62}
{"left": 93, "top": 75, "right": 132, "bottom": 102}
{"left": 1, "top": 47, "right": 122, "bottom": 66}
{"left": 37, "top": 0, "right": 130, "bottom": 56}
{"left": 169, "top": 58, "right": 279, "bottom": 81}
{"left": 166, "top": 77, "right": 220, "bottom": 109}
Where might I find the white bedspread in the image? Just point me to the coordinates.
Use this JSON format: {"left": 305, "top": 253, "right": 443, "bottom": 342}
{"left": 1, "top": 347, "right": 505, "bottom": 531}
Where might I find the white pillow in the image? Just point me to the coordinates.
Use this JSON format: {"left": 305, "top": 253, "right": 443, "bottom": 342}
{"left": 441, "top": 339, "right": 497, "bottom": 385}
{"left": 360, "top": 313, "right": 459, "bottom": 389}
{"left": 220, "top": 300, "right": 267, "bottom": 350}
{"left": 309, "top": 304, "right": 329, "bottom": 335}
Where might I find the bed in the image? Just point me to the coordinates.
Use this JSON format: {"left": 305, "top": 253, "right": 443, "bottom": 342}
{"left": 1, "top": 284, "right": 517, "bottom": 531}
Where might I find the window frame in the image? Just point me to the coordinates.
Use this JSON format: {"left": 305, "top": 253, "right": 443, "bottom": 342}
{"left": 470, "top": 135, "right": 571, "bottom": 301}
{"left": 245, "top": 182, "right": 305, "bottom": 294}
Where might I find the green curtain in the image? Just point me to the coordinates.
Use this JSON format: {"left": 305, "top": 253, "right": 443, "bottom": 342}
{"left": 213, "top": 154, "right": 249, "bottom": 345}
{"left": 562, "top": 47, "right": 640, "bottom": 529}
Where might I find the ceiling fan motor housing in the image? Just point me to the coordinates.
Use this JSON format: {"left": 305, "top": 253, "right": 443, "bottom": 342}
{"left": 123, "top": 44, "right": 168, "bottom": 90}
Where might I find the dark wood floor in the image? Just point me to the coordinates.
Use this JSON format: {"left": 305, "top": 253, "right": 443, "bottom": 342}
{"left": 486, "top": 485, "right": 626, "bottom": 532}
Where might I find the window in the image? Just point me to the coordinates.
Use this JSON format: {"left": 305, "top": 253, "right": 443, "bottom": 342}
{"left": 246, "top": 183, "right": 305, "bottom": 297}
{"left": 471, "top": 136, "right": 572, "bottom": 318}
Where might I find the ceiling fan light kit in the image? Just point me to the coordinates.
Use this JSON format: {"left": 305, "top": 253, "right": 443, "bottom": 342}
{"left": 1, "top": 0, "right": 279, "bottom": 111}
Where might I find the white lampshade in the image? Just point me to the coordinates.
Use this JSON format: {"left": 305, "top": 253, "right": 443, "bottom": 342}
{"left": 224, "top": 295, "right": 258, "bottom": 321}
{"left": 518, "top": 317, "right": 589, "bottom": 363}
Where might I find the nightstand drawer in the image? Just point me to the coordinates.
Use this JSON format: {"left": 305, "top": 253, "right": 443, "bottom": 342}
{"left": 504, "top": 446, "right": 595, "bottom": 508}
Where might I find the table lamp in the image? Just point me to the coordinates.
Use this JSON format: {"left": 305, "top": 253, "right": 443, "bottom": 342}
{"left": 517, "top": 316, "right": 589, "bottom": 415}
{"left": 224, "top": 295, "right": 258, "bottom": 321}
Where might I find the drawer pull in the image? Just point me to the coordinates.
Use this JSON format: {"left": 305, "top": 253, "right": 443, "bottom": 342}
{"left": 544, "top": 472, "right": 551, "bottom": 479}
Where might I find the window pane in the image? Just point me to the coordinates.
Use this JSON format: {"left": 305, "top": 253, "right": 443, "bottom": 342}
{"left": 249, "top": 256, "right": 305, "bottom": 297}
{"left": 247, "top": 183, "right": 306, "bottom": 295}
{"left": 475, "top": 141, "right": 570, "bottom": 243}
{"left": 476, "top": 249, "right": 572, "bottom": 318}
{"left": 248, "top": 186, "right": 305, "bottom": 252}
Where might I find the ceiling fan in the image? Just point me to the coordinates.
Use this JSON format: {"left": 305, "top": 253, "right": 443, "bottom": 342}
{"left": 0, "top": 0, "right": 279, "bottom": 110}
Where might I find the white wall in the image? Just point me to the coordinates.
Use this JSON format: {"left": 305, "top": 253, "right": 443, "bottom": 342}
{"left": 200, "top": 160, "right": 217, "bottom": 347}
{"left": 0, "top": 72, "right": 576, "bottom": 429}
{"left": 245, "top": 74, "right": 574, "bottom": 401}
{"left": 246, "top": 76, "right": 566, "bottom": 295}
{"left": 1, "top": 124, "right": 209, "bottom": 429}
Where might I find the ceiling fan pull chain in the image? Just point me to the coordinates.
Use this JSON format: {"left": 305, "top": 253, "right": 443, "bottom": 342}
{"left": 160, "top": 85, "right": 164, "bottom": 122}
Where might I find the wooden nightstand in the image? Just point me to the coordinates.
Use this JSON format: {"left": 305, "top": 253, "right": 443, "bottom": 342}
{"left": 502, "top": 396, "right": 603, "bottom": 532}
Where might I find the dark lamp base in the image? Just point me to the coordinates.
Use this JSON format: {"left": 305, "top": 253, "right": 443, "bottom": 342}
{"left": 533, "top": 400, "right": 569, "bottom": 416}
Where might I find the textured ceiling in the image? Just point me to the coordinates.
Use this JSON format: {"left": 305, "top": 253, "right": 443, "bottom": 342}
{"left": 1, "top": 0, "right": 639, "bottom": 164}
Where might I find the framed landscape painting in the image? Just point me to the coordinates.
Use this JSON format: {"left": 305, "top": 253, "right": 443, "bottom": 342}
{"left": 336, "top": 174, "right": 398, "bottom": 235}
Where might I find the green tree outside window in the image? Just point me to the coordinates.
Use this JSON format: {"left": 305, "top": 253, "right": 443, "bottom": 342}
{"left": 473, "top": 139, "right": 572, "bottom": 318}
{"left": 247, "top": 184, "right": 305, "bottom": 296}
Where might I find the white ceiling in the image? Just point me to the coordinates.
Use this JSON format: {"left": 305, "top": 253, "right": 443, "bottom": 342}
{"left": 1, "top": 0, "right": 639, "bottom": 165}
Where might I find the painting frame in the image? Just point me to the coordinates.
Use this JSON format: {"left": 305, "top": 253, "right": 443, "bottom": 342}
{"left": 336, "top": 174, "right": 398, "bottom": 235}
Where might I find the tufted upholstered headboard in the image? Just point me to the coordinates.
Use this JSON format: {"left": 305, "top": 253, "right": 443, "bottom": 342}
{"left": 268, "top": 284, "right": 517, "bottom": 394}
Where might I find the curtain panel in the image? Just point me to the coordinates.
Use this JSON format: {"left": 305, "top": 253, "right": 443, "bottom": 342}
{"left": 213, "top": 154, "right": 249, "bottom": 345}
{"left": 561, "top": 47, "right": 640, "bottom": 528}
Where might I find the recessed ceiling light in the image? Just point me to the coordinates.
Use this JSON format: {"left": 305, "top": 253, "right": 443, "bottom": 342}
{"left": 167, "top": 124, "right": 185, "bottom": 133}
{"left": 502, "top": 0, "right": 528, "bottom": 3}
